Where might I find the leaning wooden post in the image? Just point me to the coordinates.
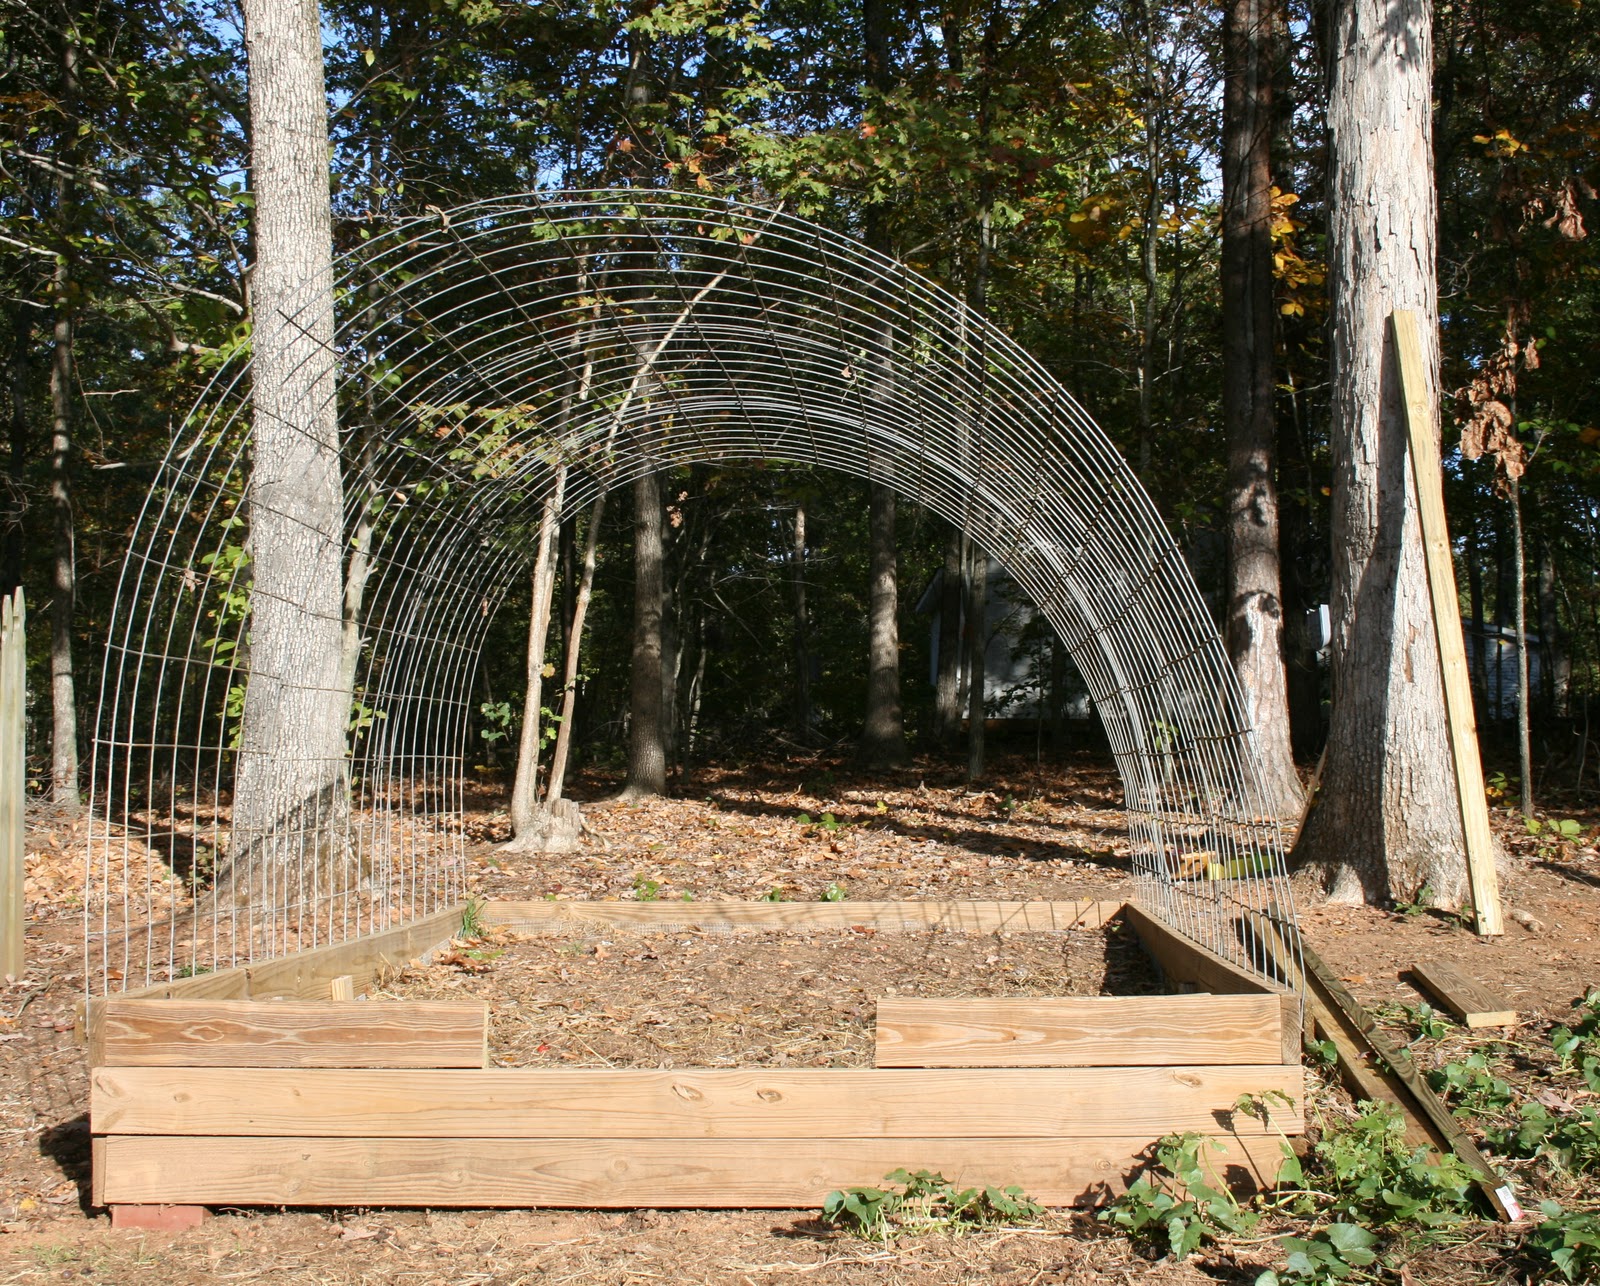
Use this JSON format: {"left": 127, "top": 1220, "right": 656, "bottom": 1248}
{"left": 1390, "top": 311, "right": 1503, "bottom": 936}
{"left": 1, "top": 588, "right": 24, "bottom": 976}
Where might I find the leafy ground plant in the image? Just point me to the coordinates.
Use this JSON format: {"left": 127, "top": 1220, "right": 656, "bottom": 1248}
{"left": 821, "top": 1169, "right": 1044, "bottom": 1240}
{"left": 1524, "top": 1202, "right": 1600, "bottom": 1282}
{"left": 1304, "top": 1102, "right": 1477, "bottom": 1228}
{"left": 1099, "top": 1133, "right": 1258, "bottom": 1258}
{"left": 1256, "top": 1224, "right": 1379, "bottom": 1285}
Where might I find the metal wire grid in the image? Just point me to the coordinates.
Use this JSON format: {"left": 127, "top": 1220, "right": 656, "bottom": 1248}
{"left": 85, "top": 189, "right": 1301, "bottom": 994}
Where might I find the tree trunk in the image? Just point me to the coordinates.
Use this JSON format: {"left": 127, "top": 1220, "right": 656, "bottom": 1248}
{"left": 1537, "top": 541, "right": 1568, "bottom": 718}
{"left": 1291, "top": 0, "right": 1474, "bottom": 908}
{"left": 1220, "top": 0, "right": 1302, "bottom": 819}
{"left": 620, "top": 471, "right": 668, "bottom": 798}
{"left": 48, "top": 35, "right": 80, "bottom": 809}
{"left": 2, "top": 312, "right": 28, "bottom": 599}
{"left": 965, "top": 545, "right": 989, "bottom": 783}
{"left": 229, "top": 0, "right": 352, "bottom": 900}
{"left": 790, "top": 501, "right": 812, "bottom": 739}
{"left": 544, "top": 494, "right": 606, "bottom": 807}
{"left": 935, "top": 528, "right": 963, "bottom": 744}
{"left": 507, "top": 475, "right": 566, "bottom": 843}
{"left": 49, "top": 227, "right": 79, "bottom": 808}
{"left": 1509, "top": 476, "right": 1532, "bottom": 817}
{"left": 859, "top": 482, "right": 911, "bottom": 768}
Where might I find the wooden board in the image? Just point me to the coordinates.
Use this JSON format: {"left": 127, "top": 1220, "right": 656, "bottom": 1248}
{"left": 96, "top": 999, "right": 489, "bottom": 1068}
{"left": 1391, "top": 310, "right": 1503, "bottom": 936}
{"left": 486, "top": 899, "right": 1123, "bottom": 935}
{"left": 98, "top": 1133, "right": 1292, "bottom": 1208}
{"left": 1410, "top": 961, "right": 1516, "bottom": 1028}
{"left": 92, "top": 1065, "right": 1303, "bottom": 1138}
{"left": 82, "top": 905, "right": 467, "bottom": 1059}
{"left": 874, "top": 994, "right": 1288, "bottom": 1067}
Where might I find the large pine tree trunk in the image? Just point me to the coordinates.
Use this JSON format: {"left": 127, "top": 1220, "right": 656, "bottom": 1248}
{"left": 859, "top": 482, "right": 911, "bottom": 767}
{"left": 1220, "top": 0, "right": 1303, "bottom": 820}
{"left": 1291, "top": 0, "right": 1471, "bottom": 907}
{"left": 228, "top": 0, "right": 353, "bottom": 899}
{"left": 620, "top": 471, "right": 668, "bottom": 798}
{"left": 3, "top": 314, "right": 29, "bottom": 603}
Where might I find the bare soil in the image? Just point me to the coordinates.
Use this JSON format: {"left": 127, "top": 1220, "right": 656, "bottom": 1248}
{"left": 3, "top": 748, "right": 1599, "bottom": 1284}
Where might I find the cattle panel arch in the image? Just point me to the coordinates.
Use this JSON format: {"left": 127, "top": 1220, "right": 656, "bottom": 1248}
{"left": 86, "top": 190, "right": 1297, "bottom": 993}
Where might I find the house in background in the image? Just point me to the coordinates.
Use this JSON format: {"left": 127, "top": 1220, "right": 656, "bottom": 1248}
{"left": 1464, "top": 620, "right": 1543, "bottom": 723}
{"left": 914, "top": 557, "right": 1092, "bottom": 723}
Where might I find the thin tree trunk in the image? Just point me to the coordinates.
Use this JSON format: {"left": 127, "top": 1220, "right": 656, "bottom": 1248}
{"left": 2, "top": 312, "right": 28, "bottom": 599}
{"left": 1537, "top": 541, "right": 1568, "bottom": 718}
{"left": 507, "top": 473, "right": 566, "bottom": 840}
{"left": 49, "top": 234, "right": 78, "bottom": 807}
{"left": 48, "top": 35, "right": 80, "bottom": 809}
{"left": 1467, "top": 520, "right": 1487, "bottom": 704}
{"left": 1221, "top": 0, "right": 1302, "bottom": 819}
{"left": 544, "top": 495, "right": 606, "bottom": 807}
{"left": 790, "top": 501, "right": 812, "bottom": 739}
{"left": 966, "top": 545, "right": 989, "bottom": 782}
{"left": 230, "top": 0, "right": 351, "bottom": 896}
{"left": 1509, "top": 476, "right": 1532, "bottom": 817}
{"left": 621, "top": 471, "right": 668, "bottom": 798}
{"left": 935, "top": 528, "right": 963, "bottom": 744}
{"left": 1291, "top": 0, "right": 1477, "bottom": 907}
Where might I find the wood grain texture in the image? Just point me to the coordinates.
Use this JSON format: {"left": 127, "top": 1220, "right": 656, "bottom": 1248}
{"left": 1392, "top": 311, "right": 1503, "bottom": 937}
{"left": 1411, "top": 961, "right": 1516, "bottom": 1028}
{"left": 1121, "top": 904, "right": 1283, "bottom": 998}
{"left": 83, "top": 905, "right": 466, "bottom": 1059}
{"left": 874, "top": 994, "right": 1287, "bottom": 1067}
{"left": 92, "top": 1065, "right": 1303, "bottom": 1138}
{"left": 96, "top": 999, "right": 488, "bottom": 1068}
{"left": 485, "top": 899, "right": 1123, "bottom": 935}
{"left": 98, "top": 1133, "right": 1291, "bottom": 1208}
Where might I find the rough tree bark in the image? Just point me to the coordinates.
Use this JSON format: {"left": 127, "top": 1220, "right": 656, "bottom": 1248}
{"left": 620, "top": 471, "right": 668, "bottom": 798}
{"left": 228, "top": 0, "right": 354, "bottom": 899}
{"left": 3, "top": 313, "right": 29, "bottom": 600}
{"left": 1220, "top": 0, "right": 1303, "bottom": 819}
{"left": 542, "top": 495, "right": 606, "bottom": 807}
{"left": 860, "top": 483, "right": 912, "bottom": 768}
{"left": 1291, "top": 0, "right": 1472, "bottom": 907}
{"left": 47, "top": 33, "right": 80, "bottom": 808}
{"left": 790, "top": 501, "right": 812, "bottom": 739}
{"left": 965, "top": 545, "right": 989, "bottom": 782}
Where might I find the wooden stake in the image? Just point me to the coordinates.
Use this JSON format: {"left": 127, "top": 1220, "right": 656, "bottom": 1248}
{"left": 1390, "top": 311, "right": 1504, "bottom": 936}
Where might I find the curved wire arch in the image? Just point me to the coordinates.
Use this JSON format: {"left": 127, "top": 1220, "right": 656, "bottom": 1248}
{"left": 86, "top": 189, "right": 1298, "bottom": 993}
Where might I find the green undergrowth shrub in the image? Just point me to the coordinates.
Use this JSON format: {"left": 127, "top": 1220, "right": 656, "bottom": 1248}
{"left": 1524, "top": 1202, "right": 1600, "bottom": 1282}
{"left": 1099, "top": 1133, "right": 1259, "bottom": 1258}
{"left": 821, "top": 1169, "right": 1044, "bottom": 1239}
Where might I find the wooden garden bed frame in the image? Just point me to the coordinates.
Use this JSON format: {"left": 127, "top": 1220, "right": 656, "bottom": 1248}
{"left": 84, "top": 898, "right": 1306, "bottom": 1222}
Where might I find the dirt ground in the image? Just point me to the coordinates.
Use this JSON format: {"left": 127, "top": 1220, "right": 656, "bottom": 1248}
{"left": 3, "top": 748, "right": 1599, "bottom": 1284}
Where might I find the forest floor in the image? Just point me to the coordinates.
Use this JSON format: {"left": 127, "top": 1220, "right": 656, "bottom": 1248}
{"left": 2, "top": 747, "right": 1599, "bottom": 1284}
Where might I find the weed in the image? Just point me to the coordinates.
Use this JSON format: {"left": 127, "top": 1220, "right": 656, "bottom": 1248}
{"left": 1391, "top": 883, "right": 1434, "bottom": 917}
{"left": 760, "top": 887, "right": 786, "bottom": 902}
{"left": 1427, "top": 1052, "right": 1517, "bottom": 1117}
{"left": 1100, "top": 1133, "right": 1258, "bottom": 1257}
{"left": 632, "top": 874, "right": 661, "bottom": 902}
{"left": 1306, "top": 1102, "right": 1476, "bottom": 1227}
{"left": 174, "top": 961, "right": 211, "bottom": 979}
{"left": 1256, "top": 1224, "right": 1380, "bottom": 1285}
{"left": 459, "top": 898, "right": 487, "bottom": 938}
{"left": 820, "top": 882, "right": 847, "bottom": 902}
{"left": 1380, "top": 1001, "right": 1454, "bottom": 1043}
{"left": 681, "top": 890, "right": 696, "bottom": 902}
{"left": 1551, "top": 989, "right": 1600, "bottom": 1091}
{"left": 822, "top": 1169, "right": 1043, "bottom": 1240}
{"left": 1524, "top": 1202, "right": 1600, "bottom": 1282}
{"left": 1527, "top": 816, "right": 1585, "bottom": 843}
{"left": 1492, "top": 1103, "right": 1600, "bottom": 1174}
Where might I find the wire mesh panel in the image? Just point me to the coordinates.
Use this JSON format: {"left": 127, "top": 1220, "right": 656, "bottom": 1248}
{"left": 86, "top": 190, "right": 1300, "bottom": 994}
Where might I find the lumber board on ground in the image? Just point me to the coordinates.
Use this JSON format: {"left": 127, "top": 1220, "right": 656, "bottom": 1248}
{"left": 874, "top": 994, "right": 1288, "bottom": 1067}
{"left": 485, "top": 899, "right": 1123, "bottom": 935}
{"left": 1391, "top": 310, "right": 1503, "bottom": 937}
{"left": 92, "top": 1065, "right": 1304, "bottom": 1138}
{"left": 1295, "top": 935, "right": 1521, "bottom": 1221}
{"left": 98, "top": 1133, "right": 1291, "bottom": 1208}
{"left": 96, "top": 999, "right": 489, "bottom": 1068}
{"left": 83, "top": 905, "right": 466, "bottom": 1061}
{"left": 1410, "top": 961, "right": 1516, "bottom": 1028}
